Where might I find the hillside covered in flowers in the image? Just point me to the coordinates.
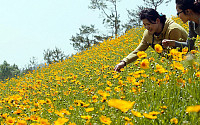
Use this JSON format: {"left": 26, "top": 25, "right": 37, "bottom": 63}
{"left": 0, "top": 16, "right": 199, "bottom": 125}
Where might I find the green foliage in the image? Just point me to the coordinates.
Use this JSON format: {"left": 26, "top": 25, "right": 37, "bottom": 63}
{"left": 122, "top": 6, "right": 145, "bottom": 32}
{"left": 70, "top": 25, "right": 107, "bottom": 52}
{"left": 143, "top": 0, "right": 172, "bottom": 10}
{"left": 89, "top": 0, "right": 121, "bottom": 36}
{"left": 43, "top": 47, "right": 67, "bottom": 64}
{"left": 0, "top": 61, "right": 20, "bottom": 81}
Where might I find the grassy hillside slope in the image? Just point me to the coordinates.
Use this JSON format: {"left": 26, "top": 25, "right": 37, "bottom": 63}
{"left": 0, "top": 16, "right": 199, "bottom": 125}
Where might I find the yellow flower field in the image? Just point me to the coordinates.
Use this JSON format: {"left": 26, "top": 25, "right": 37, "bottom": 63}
{"left": 0, "top": 16, "right": 199, "bottom": 124}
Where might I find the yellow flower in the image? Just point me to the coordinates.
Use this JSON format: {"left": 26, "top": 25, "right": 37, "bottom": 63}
{"left": 195, "top": 72, "right": 200, "bottom": 77}
{"left": 131, "top": 110, "right": 143, "bottom": 117}
{"left": 160, "top": 105, "right": 167, "bottom": 109}
{"left": 107, "top": 81, "right": 112, "bottom": 86}
{"left": 6, "top": 116, "right": 16, "bottom": 125}
{"left": 16, "top": 120, "right": 27, "bottom": 125}
{"left": 170, "top": 49, "right": 178, "bottom": 56}
{"left": 85, "top": 107, "right": 94, "bottom": 112}
{"left": 170, "top": 118, "right": 178, "bottom": 124}
{"left": 125, "top": 121, "right": 134, "bottom": 125}
{"left": 171, "top": 61, "right": 184, "bottom": 72}
{"left": 99, "top": 115, "right": 112, "bottom": 125}
{"left": 68, "top": 122, "right": 76, "bottom": 125}
{"left": 140, "top": 59, "right": 149, "bottom": 69}
{"left": 54, "top": 118, "right": 69, "bottom": 125}
{"left": 182, "top": 47, "right": 188, "bottom": 54}
{"left": 105, "top": 87, "right": 111, "bottom": 92}
{"left": 81, "top": 115, "right": 92, "bottom": 120}
{"left": 137, "top": 51, "right": 147, "bottom": 58}
{"left": 186, "top": 105, "right": 200, "bottom": 112}
{"left": 39, "top": 118, "right": 50, "bottom": 125}
{"left": 13, "top": 109, "right": 22, "bottom": 115}
{"left": 155, "top": 44, "right": 163, "bottom": 53}
{"left": 92, "top": 95, "right": 98, "bottom": 100}
{"left": 55, "top": 110, "right": 64, "bottom": 117}
{"left": 155, "top": 64, "right": 167, "bottom": 73}
{"left": 191, "top": 50, "right": 198, "bottom": 54}
{"left": 143, "top": 113, "right": 157, "bottom": 119}
{"left": 149, "top": 111, "right": 160, "bottom": 115}
{"left": 107, "top": 99, "right": 135, "bottom": 112}
{"left": 124, "top": 117, "right": 131, "bottom": 121}
{"left": 69, "top": 105, "right": 74, "bottom": 110}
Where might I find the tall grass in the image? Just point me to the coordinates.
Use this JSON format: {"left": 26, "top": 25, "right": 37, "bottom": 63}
{"left": 0, "top": 16, "right": 199, "bottom": 125}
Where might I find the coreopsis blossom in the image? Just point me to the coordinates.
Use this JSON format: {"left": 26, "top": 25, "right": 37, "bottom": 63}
{"left": 170, "top": 49, "right": 178, "bottom": 56}
{"left": 149, "top": 111, "right": 160, "bottom": 115}
{"left": 39, "top": 118, "right": 50, "bottom": 125}
{"left": 160, "top": 105, "right": 167, "bottom": 109}
{"left": 81, "top": 115, "right": 92, "bottom": 120}
{"left": 68, "top": 122, "right": 76, "bottom": 125}
{"left": 155, "top": 44, "right": 163, "bottom": 53}
{"left": 85, "top": 107, "right": 94, "bottom": 112}
{"left": 186, "top": 105, "right": 200, "bottom": 112}
{"left": 105, "top": 87, "right": 111, "bottom": 92}
{"left": 107, "top": 81, "right": 112, "bottom": 86}
{"left": 125, "top": 121, "right": 134, "bottom": 125}
{"left": 54, "top": 118, "right": 69, "bottom": 125}
{"left": 13, "top": 109, "right": 22, "bottom": 115}
{"left": 107, "top": 99, "right": 135, "bottom": 112}
{"left": 140, "top": 59, "right": 150, "bottom": 69}
{"left": 154, "top": 64, "right": 167, "bottom": 74}
{"left": 16, "top": 120, "right": 27, "bottom": 125}
{"left": 191, "top": 50, "right": 198, "bottom": 54}
{"left": 171, "top": 61, "right": 184, "bottom": 72}
{"left": 69, "top": 106, "right": 74, "bottom": 110}
{"left": 55, "top": 110, "right": 64, "bottom": 117}
{"left": 137, "top": 51, "right": 147, "bottom": 58}
{"left": 131, "top": 110, "right": 143, "bottom": 117}
{"left": 99, "top": 115, "right": 112, "bottom": 125}
{"left": 114, "top": 86, "right": 121, "bottom": 92}
{"left": 92, "top": 95, "right": 98, "bottom": 100}
{"left": 124, "top": 117, "right": 131, "bottom": 121}
{"left": 195, "top": 72, "right": 200, "bottom": 77}
{"left": 170, "top": 118, "right": 178, "bottom": 124}
{"left": 182, "top": 47, "right": 188, "bottom": 54}
{"left": 143, "top": 113, "right": 157, "bottom": 119}
{"left": 97, "top": 90, "right": 110, "bottom": 97}
{"left": 6, "top": 116, "right": 16, "bottom": 125}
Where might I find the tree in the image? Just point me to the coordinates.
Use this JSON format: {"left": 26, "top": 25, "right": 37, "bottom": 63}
{"left": 125, "top": 0, "right": 172, "bottom": 29}
{"left": 143, "top": 0, "right": 172, "bottom": 10}
{"left": 89, "top": 0, "right": 121, "bottom": 37}
{"left": 43, "top": 47, "right": 67, "bottom": 65}
{"left": 0, "top": 61, "right": 20, "bottom": 81}
{"left": 122, "top": 6, "right": 145, "bottom": 32}
{"left": 70, "top": 24, "right": 107, "bottom": 52}
{"left": 20, "top": 56, "right": 39, "bottom": 75}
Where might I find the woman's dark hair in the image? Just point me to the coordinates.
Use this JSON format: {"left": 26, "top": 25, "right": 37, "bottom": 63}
{"left": 176, "top": 0, "right": 200, "bottom": 14}
{"left": 139, "top": 8, "right": 166, "bottom": 24}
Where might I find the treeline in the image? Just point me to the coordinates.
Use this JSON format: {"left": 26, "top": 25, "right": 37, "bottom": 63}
{"left": 0, "top": 47, "right": 71, "bottom": 81}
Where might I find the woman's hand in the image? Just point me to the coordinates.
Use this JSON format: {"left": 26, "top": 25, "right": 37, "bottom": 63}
{"left": 114, "top": 61, "right": 126, "bottom": 73}
{"left": 162, "top": 39, "right": 175, "bottom": 48}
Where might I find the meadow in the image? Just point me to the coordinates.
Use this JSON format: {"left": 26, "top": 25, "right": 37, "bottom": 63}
{"left": 0, "top": 16, "right": 199, "bottom": 125}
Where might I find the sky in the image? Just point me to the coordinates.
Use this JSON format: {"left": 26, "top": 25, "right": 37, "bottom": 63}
{"left": 0, "top": 0, "right": 177, "bottom": 69}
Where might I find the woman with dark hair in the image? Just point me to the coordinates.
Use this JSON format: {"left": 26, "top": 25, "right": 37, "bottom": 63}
{"left": 114, "top": 8, "right": 188, "bottom": 72}
{"left": 162, "top": 0, "right": 200, "bottom": 50}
